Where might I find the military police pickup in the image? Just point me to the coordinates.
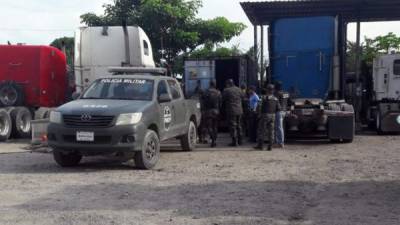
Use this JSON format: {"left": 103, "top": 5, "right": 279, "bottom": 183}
{"left": 48, "top": 72, "right": 201, "bottom": 169}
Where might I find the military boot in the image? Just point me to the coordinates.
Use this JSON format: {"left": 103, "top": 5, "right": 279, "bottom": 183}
{"left": 229, "top": 138, "right": 238, "bottom": 147}
{"left": 237, "top": 137, "right": 243, "bottom": 146}
{"left": 211, "top": 139, "right": 217, "bottom": 148}
{"left": 253, "top": 142, "right": 264, "bottom": 150}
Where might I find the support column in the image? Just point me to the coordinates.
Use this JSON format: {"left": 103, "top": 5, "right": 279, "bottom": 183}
{"left": 260, "top": 26, "right": 264, "bottom": 86}
{"left": 355, "top": 20, "right": 362, "bottom": 127}
{"left": 254, "top": 25, "right": 259, "bottom": 88}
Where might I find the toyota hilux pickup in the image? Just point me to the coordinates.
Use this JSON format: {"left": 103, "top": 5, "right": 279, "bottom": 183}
{"left": 48, "top": 72, "right": 201, "bottom": 169}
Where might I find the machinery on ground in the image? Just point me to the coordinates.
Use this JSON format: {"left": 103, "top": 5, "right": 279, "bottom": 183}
{"left": 0, "top": 45, "right": 67, "bottom": 141}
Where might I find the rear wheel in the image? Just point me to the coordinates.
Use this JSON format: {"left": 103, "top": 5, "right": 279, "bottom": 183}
{"left": 53, "top": 150, "right": 82, "bottom": 167}
{"left": 134, "top": 130, "right": 160, "bottom": 170}
{"left": 376, "top": 111, "right": 384, "bottom": 135}
{"left": 10, "top": 107, "right": 32, "bottom": 138}
{"left": 0, "top": 82, "right": 24, "bottom": 107}
{"left": 180, "top": 121, "right": 197, "bottom": 151}
{"left": 0, "top": 109, "right": 12, "bottom": 141}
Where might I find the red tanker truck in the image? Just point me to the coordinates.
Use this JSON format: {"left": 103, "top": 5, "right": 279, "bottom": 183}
{"left": 0, "top": 45, "right": 68, "bottom": 141}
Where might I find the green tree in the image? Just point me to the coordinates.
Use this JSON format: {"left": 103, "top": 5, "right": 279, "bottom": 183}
{"left": 80, "top": 0, "right": 246, "bottom": 68}
{"left": 50, "top": 37, "right": 74, "bottom": 66}
{"left": 347, "top": 32, "right": 400, "bottom": 71}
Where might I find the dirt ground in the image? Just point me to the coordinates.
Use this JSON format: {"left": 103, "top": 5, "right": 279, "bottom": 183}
{"left": 0, "top": 134, "right": 399, "bottom": 225}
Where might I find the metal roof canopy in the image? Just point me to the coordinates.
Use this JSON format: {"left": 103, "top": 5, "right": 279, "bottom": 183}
{"left": 241, "top": 0, "right": 400, "bottom": 25}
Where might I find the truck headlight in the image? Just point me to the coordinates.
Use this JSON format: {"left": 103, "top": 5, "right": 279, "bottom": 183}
{"left": 49, "top": 111, "right": 62, "bottom": 124}
{"left": 116, "top": 113, "right": 142, "bottom": 126}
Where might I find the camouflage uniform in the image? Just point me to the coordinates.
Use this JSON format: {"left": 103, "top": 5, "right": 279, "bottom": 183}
{"left": 222, "top": 85, "right": 244, "bottom": 145}
{"left": 257, "top": 94, "right": 281, "bottom": 150}
{"left": 202, "top": 87, "right": 222, "bottom": 147}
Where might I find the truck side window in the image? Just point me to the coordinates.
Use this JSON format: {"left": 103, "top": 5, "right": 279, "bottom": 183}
{"left": 394, "top": 60, "right": 400, "bottom": 75}
{"left": 157, "top": 80, "right": 169, "bottom": 97}
{"left": 143, "top": 40, "right": 149, "bottom": 56}
{"left": 167, "top": 80, "right": 181, "bottom": 100}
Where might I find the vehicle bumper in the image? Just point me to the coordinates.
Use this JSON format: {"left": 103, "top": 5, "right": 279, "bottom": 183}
{"left": 47, "top": 123, "right": 146, "bottom": 155}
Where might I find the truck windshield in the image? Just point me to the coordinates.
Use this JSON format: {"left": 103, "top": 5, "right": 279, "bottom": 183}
{"left": 82, "top": 78, "right": 154, "bottom": 101}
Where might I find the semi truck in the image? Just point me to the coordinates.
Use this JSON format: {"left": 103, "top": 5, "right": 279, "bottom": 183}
{"left": 74, "top": 26, "right": 156, "bottom": 92}
{"left": 183, "top": 56, "right": 257, "bottom": 97}
{"left": 269, "top": 16, "right": 355, "bottom": 142}
{"left": 0, "top": 45, "right": 68, "bottom": 141}
{"left": 361, "top": 54, "right": 400, "bottom": 133}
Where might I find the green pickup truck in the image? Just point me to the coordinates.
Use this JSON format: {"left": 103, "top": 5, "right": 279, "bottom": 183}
{"left": 48, "top": 72, "right": 201, "bottom": 169}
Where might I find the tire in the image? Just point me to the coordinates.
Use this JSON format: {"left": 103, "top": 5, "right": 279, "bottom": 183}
{"left": 10, "top": 107, "right": 32, "bottom": 138}
{"left": 180, "top": 121, "right": 197, "bottom": 151}
{"left": 0, "top": 109, "right": 12, "bottom": 141}
{"left": 134, "top": 130, "right": 160, "bottom": 170}
{"left": 53, "top": 150, "right": 82, "bottom": 167}
{"left": 0, "top": 81, "right": 24, "bottom": 107}
{"left": 376, "top": 112, "right": 384, "bottom": 135}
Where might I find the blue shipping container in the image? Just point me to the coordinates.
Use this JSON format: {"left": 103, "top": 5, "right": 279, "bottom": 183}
{"left": 271, "top": 16, "right": 335, "bottom": 99}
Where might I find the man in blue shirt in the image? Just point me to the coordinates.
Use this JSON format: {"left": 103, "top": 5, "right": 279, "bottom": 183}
{"left": 248, "top": 86, "right": 260, "bottom": 142}
{"left": 249, "top": 86, "right": 260, "bottom": 112}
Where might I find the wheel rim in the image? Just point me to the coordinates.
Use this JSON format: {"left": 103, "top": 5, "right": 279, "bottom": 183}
{"left": 145, "top": 136, "right": 157, "bottom": 161}
{"left": 0, "top": 116, "right": 9, "bottom": 136}
{"left": 0, "top": 86, "right": 17, "bottom": 105}
{"left": 189, "top": 123, "right": 197, "bottom": 147}
{"left": 19, "top": 113, "right": 31, "bottom": 133}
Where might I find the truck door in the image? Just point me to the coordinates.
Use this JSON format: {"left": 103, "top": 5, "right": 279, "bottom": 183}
{"left": 167, "top": 79, "right": 187, "bottom": 135}
{"left": 157, "top": 80, "right": 174, "bottom": 140}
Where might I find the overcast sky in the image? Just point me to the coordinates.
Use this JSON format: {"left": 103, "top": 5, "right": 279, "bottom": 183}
{"left": 1, "top": 0, "right": 400, "bottom": 51}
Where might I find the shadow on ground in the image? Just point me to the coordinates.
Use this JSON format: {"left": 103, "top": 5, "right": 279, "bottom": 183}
{"left": 15, "top": 180, "right": 400, "bottom": 225}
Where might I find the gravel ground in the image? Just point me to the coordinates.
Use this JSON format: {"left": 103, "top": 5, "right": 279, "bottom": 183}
{"left": 0, "top": 134, "right": 399, "bottom": 225}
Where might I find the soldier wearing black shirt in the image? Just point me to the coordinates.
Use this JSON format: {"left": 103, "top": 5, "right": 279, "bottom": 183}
{"left": 255, "top": 84, "right": 281, "bottom": 151}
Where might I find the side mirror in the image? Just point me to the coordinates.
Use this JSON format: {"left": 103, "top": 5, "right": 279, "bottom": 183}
{"left": 72, "top": 92, "right": 81, "bottom": 100}
{"left": 158, "top": 93, "right": 172, "bottom": 103}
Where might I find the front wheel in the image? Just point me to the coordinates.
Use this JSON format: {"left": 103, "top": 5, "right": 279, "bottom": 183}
{"left": 134, "top": 130, "right": 160, "bottom": 170}
{"left": 180, "top": 121, "right": 197, "bottom": 151}
{"left": 53, "top": 150, "right": 82, "bottom": 167}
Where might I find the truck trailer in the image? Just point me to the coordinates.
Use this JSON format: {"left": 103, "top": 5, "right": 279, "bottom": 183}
{"left": 183, "top": 56, "right": 257, "bottom": 97}
{"left": 0, "top": 45, "right": 68, "bottom": 141}
{"left": 269, "top": 16, "right": 355, "bottom": 142}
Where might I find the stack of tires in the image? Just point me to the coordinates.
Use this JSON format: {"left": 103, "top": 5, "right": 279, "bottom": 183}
{"left": 0, "top": 81, "right": 33, "bottom": 142}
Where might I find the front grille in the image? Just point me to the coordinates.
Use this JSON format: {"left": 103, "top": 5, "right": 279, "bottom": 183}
{"left": 63, "top": 135, "right": 112, "bottom": 144}
{"left": 63, "top": 115, "right": 115, "bottom": 128}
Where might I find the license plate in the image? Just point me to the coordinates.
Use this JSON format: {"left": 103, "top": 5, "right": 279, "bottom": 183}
{"left": 76, "top": 132, "right": 94, "bottom": 142}
{"left": 302, "top": 109, "right": 314, "bottom": 116}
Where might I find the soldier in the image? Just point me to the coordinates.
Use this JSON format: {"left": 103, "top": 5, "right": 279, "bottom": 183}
{"left": 255, "top": 84, "right": 281, "bottom": 151}
{"left": 274, "top": 81, "right": 290, "bottom": 148}
{"left": 202, "top": 80, "right": 222, "bottom": 147}
{"left": 222, "top": 79, "right": 244, "bottom": 147}
{"left": 193, "top": 80, "right": 207, "bottom": 143}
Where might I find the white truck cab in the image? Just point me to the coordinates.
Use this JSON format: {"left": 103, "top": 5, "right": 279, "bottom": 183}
{"left": 373, "top": 54, "right": 400, "bottom": 101}
{"left": 369, "top": 54, "right": 400, "bottom": 133}
{"left": 74, "top": 26, "right": 156, "bottom": 92}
